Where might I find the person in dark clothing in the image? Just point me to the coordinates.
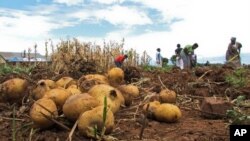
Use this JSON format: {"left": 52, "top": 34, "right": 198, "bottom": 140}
{"left": 175, "top": 44, "right": 183, "bottom": 55}
{"left": 174, "top": 44, "right": 183, "bottom": 69}
{"left": 114, "top": 54, "right": 128, "bottom": 67}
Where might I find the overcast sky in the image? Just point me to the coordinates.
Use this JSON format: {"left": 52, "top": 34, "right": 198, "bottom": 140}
{"left": 0, "top": 0, "right": 249, "bottom": 62}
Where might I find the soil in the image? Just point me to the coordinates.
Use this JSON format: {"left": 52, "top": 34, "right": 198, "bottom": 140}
{"left": 0, "top": 65, "right": 249, "bottom": 141}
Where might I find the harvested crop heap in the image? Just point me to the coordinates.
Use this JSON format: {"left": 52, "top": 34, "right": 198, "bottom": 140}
{"left": 0, "top": 67, "right": 150, "bottom": 140}
{"left": 0, "top": 65, "right": 249, "bottom": 141}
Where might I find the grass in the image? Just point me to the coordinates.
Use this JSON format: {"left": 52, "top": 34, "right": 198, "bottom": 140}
{"left": 101, "top": 96, "right": 107, "bottom": 137}
{"left": 12, "top": 104, "right": 16, "bottom": 141}
{"left": 92, "top": 96, "right": 108, "bottom": 140}
{"left": 142, "top": 65, "right": 173, "bottom": 72}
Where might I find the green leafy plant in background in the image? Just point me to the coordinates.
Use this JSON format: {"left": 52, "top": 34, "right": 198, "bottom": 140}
{"left": 0, "top": 64, "right": 34, "bottom": 75}
{"left": 225, "top": 68, "right": 248, "bottom": 88}
{"left": 226, "top": 95, "right": 250, "bottom": 125}
{"left": 170, "top": 55, "right": 177, "bottom": 66}
{"left": 162, "top": 58, "right": 169, "bottom": 67}
{"left": 142, "top": 65, "right": 172, "bottom": 72}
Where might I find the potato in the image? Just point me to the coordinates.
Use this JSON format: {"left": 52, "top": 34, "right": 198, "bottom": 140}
{"left": 43, "top": 88, "right": 72, "bottom": 108}
{"left": 118, "top": 90, "right": 132, "bottom": 107}
{"left": 78, "top": 74, "right": 109, "bottom": 92}
{"left": 78, "top": 106, "right": 114, "bottom": 138}
{"left": 154, "top": 103, "right": 182, "bottom": 123}
{"left": 32, "top": 80, "right": 51, "bottom": 100}
{"left": 142, "top": 101, "right": 161, "bottom": 118}
{"left": 0, "top": 78, "right": 28, "bottom": 102}
{"left": 159, "top": 89, "right": 176, "bottom": 103}
{"left": 88, "top": 84, "right": 124, "bottom": 113}
{"left": 108, "top": 67, "right": 124, "bottom": 84}
{"left": 85, "top": 74, "right": 109, "bottom": 84}
{"left": 29, "top": 98, "right": 58, "bottom": 129}
{"left": 63, "top": 94, "right": 100, "bottom": 121}
{"left": 43, "top": 79, "right": 57, "bottom": 89}
{"left": 56, "top": 77, "right": 76, "bottom": 88}
{"left": 119, "top": 84, "right": 139, "bottom": 97}
{"left": 118, "top": 85, "right": 140, "bottom": 106}
{"left": 66, "top": 85, "right": 82, "bottom": 95}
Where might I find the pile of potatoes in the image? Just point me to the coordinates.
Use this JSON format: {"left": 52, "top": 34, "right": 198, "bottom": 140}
{"left": 143, "top": 101, "right": 181, "bottom": 123}
{"left": 142, "top": 88, "right": 182, "bottom": 123}
{"left": 0, "top": 67, "right": 182, "bottom": 138}
{"left": 0, "top": 67, "right": 141, "bottom": 139}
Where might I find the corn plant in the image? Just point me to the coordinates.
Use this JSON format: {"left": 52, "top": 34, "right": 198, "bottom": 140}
{"left": 48, "top": 38, "right": 151, "bottom": 74}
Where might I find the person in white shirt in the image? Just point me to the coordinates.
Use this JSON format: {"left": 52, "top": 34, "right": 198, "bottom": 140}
{"left": 156, "top": 48, "right": 162, "bottom": 67}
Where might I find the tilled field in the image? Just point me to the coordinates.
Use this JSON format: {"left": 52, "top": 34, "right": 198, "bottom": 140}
{"left": 0, "top": 65, "right": 249, "bottom": 141}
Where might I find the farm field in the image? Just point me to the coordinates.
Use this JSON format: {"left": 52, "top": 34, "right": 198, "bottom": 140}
{"left": 0, "top": 63, "right": 249, "bottom": 141}
{"left": 0, "top": 40, "right": 249, "bottom": 141}
{"left": 1, "top": 0, "right": 250, "bottom": 140}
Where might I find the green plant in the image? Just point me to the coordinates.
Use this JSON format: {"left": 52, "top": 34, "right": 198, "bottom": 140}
{"left": 142, "top": 64, "right": 173, "bottom": 73}
{"left": 91, "top": 96, "right": 108, "bottom": 140}
{"left": 0, "top": 64, "right": 34, "bottom": 75}
{"left": 101, "top": 96, "right": 107, "bottom": 136}
{"left": 162, "top": 58, "right": 168, "bottom": 67}
{"left": 225, "top": 68, "right": 247, "bottom": 88}
{"left": 226, "top": 95, "right": 250, "bottom": 125}
{"left": 170, "top": 55, "right": 177, "bottom": 65}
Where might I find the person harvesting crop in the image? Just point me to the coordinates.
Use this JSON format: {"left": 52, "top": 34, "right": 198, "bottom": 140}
{"left": 226, "top": 37, "right": 242, "bottom": 67}
{"left": 114, "top": 54, "right": 128, "bottom": 68}
{"left": 180, "top": 43, "right": 199, "bottom": 69}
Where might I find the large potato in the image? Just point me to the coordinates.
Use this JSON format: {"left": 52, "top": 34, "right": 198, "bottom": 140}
{"left": 78, "top": 74, "right": 109, "bottom": 92}
{"left": 85, "top": 74, "right": 109, "bottom": 84}
{"left": 159, "top": 89, "right": 176, "bottom": 103}
{"left": 118, "top": 84, "right": 140, "bottom": 106}
{"left": 78, "top": 106, "right": 114, "bottom": 138}
{"left": 108, "top": 67, "right": 124, "bottom": 84}
{"left": 63, "top": 94, "right": 100, "bottom": 121}
{"left": 118, "top": 84, "right": 139, "bottom": 97}
{"left": 29, "top": 98, "right": 58, "bottom": 129}
{"left": 32, "top": 80, "right": 51, "bottom": 100}
{"left": 56, "top": 77, "right": 76, "bottom": 88}
{"left": 43, "top": 88, "right": 71, "bottom": 108}
{"left": 0, "top": 78, "right": 28, "bottom": 102}
{"left": 142, "top": 101, "right": 161, "bottom": 118}
{"left": 154, "top": 103, "right": 182, "bottom": 123}
{"left": 66, "top": 85, "right": 82, "bottom": 95}
{"left": 88, "top": 84, "right": 124, "bottom": 113}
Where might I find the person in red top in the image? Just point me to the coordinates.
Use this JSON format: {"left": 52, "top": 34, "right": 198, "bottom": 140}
{"left": 114, "top": 54, "right": 128, "bottom": 67}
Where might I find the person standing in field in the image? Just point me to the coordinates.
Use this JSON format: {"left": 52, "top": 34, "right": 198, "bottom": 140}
{"left": 226, "top": 37, "right": 242, "bottom": 67}
{"left": 175, "top": 44, "right": 184, "bottom": 69}
{"left": 156, "top": 48, "right": 162, "bottom": 67}
{"left": 180, "top": 43, "right": 199, "bottom": 69}
{"left": 114, "top": 54, "right": 128, "bottom": 68}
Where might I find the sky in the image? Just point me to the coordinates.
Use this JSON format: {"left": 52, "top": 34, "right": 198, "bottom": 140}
{"left": 0, "top": 0, "right": 250, "bottom": 63}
